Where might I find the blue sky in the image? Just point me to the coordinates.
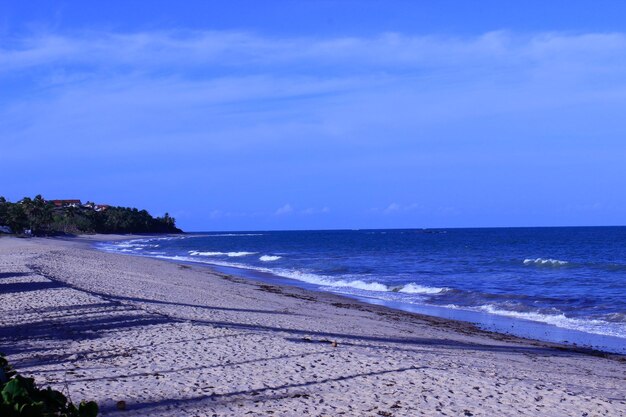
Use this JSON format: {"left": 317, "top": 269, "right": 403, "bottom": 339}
{"left": 2, "top": 1, "right": 626, "bottom": 231}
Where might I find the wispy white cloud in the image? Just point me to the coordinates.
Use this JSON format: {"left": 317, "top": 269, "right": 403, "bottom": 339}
{"left": 208, "top": 209, "right": 251, "bottom": 219}
{"left": 208, "top": 204, "right": 329, "bottom": 220}
{"left": 384, "top": 203, "right": 420, "bottom": 214}
{"left": 274, "top": 204, "right": 294, "bottom": 216}
{"left": 3, "top": 30, "right": 625, "bottom": 160}
{"left": 370, "top": 203, "right": 422, "bottom": 215}
{"left": 3, "top": 30, "right": 626, "bottom": 131}
{"left": 2, "top": 29, "right": 626, "bottom": 229}
{"left": 2, "top": 30, "right": 626, "bottom": 130}
{"left": 3, "top": 30, "right": 626, "bottom": 75}
{"left": 301, "top": 206, "right": 330, "bottom": 215}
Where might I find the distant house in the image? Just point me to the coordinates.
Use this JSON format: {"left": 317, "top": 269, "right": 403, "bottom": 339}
{"left": 94, "top": 204, "right": 110, "bottom": 212}
{"left": 50, "top": 199, "right": 82, "bottom": 208}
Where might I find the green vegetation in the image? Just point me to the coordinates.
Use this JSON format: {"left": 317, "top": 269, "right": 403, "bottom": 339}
{"left": 1, "top": 353, "right": 98, "bottom": 416}
{"left": 0, "top": 195, "right": 181, "bottom": 235}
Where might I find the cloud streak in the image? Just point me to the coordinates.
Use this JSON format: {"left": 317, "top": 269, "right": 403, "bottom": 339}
{"left": 3, "top": 30, "right": 626, "bottom": 75}
{"left": 3, "top": 30, "right": 626, "bottom": 126}
{"left": 275, "top": 204, "right": 294, "bottom": 215}
{"left": 2, "top": 29, "right": 626, "bottom": 229}
{"left": 3, "top": 30, "right": 624, "bottom": 155}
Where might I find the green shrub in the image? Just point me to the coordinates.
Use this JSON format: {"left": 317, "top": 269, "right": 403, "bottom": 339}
{"left": 0, "top": 354, "right": 98, "bottom": 417}
{"left": 0, "top": 195, "right": 182, "bottom": 235}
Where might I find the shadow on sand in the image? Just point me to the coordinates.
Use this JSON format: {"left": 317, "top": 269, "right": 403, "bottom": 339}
{"left": 0, "top": 272, "right": 35, "bottom": 280}
{"left": 1, "top": 266, "right": 608, "bottom": 414}
{"left": 0, "top": 281, "right": 64, "bottom": 294}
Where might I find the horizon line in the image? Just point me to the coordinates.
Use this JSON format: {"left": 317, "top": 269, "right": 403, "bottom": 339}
{"left": 182, "top": 224, "right": 626, "bottom": 233}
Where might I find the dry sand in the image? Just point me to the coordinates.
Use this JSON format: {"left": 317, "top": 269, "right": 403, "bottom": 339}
{"left": 0, "top": 236, "right": 625, "bottom": 416}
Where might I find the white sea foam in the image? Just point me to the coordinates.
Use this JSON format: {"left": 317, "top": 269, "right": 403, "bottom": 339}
{"left": 438, "top": 303, "right": 626, "bottom": 338}
{"left": 150, "top": 254, "right": 440, "bottom": 296}
{"left": 149, "top": 254, "right": 397, "bottom": 294}
{"left": 523, "top": 258, "right": 569, "bottom": 266}
{"left": 150, "top": 255, "right": 273, "bottom": 274}
{"left": 134, "top": 236, "right": 189, "bottom": 242}
{"left": 259, "top": 255, "right": 282, "bottom": 262}
{"left": 274, "top": 270, "right": 390, "bottom": 292}
{"left": 102, "top": 236, "right": 189, "bottom": 251}
{"left": 97, "top": 241, "right": 626, "bottom": 342}
{"left": 113, "top": 242, "right": 137, "bottom": 248}
{"left": 481, "top": 305, "right": 626, "bottom": 337}
{"left": 268, "top": 269, "right": 449, "bottom": 295}
{"left": 154, "top": 255, "right": 195, "bottom": 262}
{"left": 128, "top": 247, "right": 447, "bottom": 296}
{"left": 398, "top": 283, "right": 447, "bottom": 294}
{"left": 188, "top": 251, "right": 256, "bottom": 257}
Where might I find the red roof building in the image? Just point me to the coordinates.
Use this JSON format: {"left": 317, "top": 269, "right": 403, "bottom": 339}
{"left": 50, "top": 199, "right": 82, "bottom": 207}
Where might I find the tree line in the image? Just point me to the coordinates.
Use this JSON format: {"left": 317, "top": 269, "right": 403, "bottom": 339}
{"left": 0, "top": 195, "right": 182, "bottom": 235}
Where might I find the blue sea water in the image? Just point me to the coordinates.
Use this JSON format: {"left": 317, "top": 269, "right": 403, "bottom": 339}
{"left": 97, "top": 227, "right": 626, "bottom": 353}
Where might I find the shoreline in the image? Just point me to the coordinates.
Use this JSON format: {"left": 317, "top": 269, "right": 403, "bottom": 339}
{"left": 69, "top": 235, "right": 626, "bottom": 358}
{"left": 95, "top": 233, "right": 626, "bottom": 355}
{"left": 1, "top": 235, "right": 625, "bottom": 416}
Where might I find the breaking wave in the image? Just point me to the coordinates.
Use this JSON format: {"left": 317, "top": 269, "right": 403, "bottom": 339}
{"left": 473, "top": 304, "right": 626, "bottom": 338}
{"left": 259, "top": 255, "right": 282, "bottom": 262}
{"left": 188, "top": 251, "right": 256, "bottom": 257}
{"left": 397, "top": 283, "right": 448, "bottom": 294}
{"left": 523, "top": 258, "right": 569, "bottom": 266}
{"left": 261, "top": 269, "right": 447, "bottom": 295}
{"left": 145, "top": 252, "right": 447, "bottom": 296}
{"left": 97, "top": 230, "right": 626, "bottom": 352}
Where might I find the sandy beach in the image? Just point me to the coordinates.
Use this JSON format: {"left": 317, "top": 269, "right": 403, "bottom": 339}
{"left": 1, "top": 236, "right": 625, "bottom": 416}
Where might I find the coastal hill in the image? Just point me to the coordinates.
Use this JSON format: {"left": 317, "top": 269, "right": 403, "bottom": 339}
{"left": 0, "top": 195, "right": 182, "bottom": 235}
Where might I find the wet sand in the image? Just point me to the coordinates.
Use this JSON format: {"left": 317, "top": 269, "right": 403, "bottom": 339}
{"left": 1, "top": 236, "right": 625, "bottom": 416}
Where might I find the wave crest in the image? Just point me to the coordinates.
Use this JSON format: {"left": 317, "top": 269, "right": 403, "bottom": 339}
{"left": 523, "top": 258, "right": 568, "bottom": 266}
{"left": 260, "top": 255, "right": 282, "bottom": 262}
{"left": 189, "top": 251, "right": 256, "bottom": 257}
{"left": 398, "top": 283, "right": 447, "bottom": 294}
{"left": 475, "top": 305, "right": 626, "bottom": 338}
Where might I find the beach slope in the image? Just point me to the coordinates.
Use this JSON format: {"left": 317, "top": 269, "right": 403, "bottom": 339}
{"left": 1, "top": 237, "right": 624, "bottom": 416}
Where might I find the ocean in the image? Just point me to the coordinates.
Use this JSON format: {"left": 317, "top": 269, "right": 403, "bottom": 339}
{"left": 97, "top": 227, "right": 626, "bottom": 353}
